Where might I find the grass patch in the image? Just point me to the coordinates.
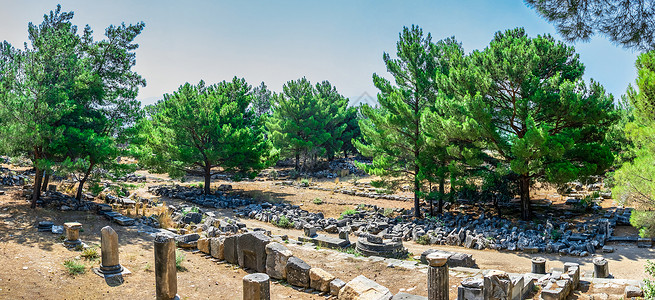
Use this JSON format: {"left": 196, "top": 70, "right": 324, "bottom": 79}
{"left": 81, "top": 247, "right": 99, "bottom": 260}
{"left": 340, "top": 246, "right": 362, "bottom": 257}
{"left": 175, "top": 250, "right": 186, "bottom": 271}
{"left": 312, "top": 198, "right": 323, "bottom": 205}
{"left": 63, "top": 259, "right": 86, "bottom": 275}
{"left": 338, "top": 208, "right": 358, "bottom": 220}
{"left": 144, "top": 262, "right": 152, "bottom": 272}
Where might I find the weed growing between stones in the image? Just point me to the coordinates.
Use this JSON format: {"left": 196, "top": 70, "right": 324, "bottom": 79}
{"left": 175, "top": 250, "right": 187, "bottom": 271}
{"left": 275, "top": 215, "right": 294, "bottom": 229}
{"left": 81, "top": 247, "right": 99, "bottom": 260}
{"left": 338, "top": 208, "right": 357, "bottom": 220}
{"left": 63, "top": 259, "right": 86, "bottom": 275}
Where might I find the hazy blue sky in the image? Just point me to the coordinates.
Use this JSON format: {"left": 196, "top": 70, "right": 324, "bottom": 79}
{"left": 0, "top": 0, "right": 639, "bottom": 105}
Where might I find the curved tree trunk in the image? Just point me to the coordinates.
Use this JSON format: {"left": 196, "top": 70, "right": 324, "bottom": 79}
{"left": 519, "top": 174, "right": 531, "bottom": 220}
{"left": 75, "top": 163, "right": 95, "bottom": 200}
{"left": 41, "top": 171, "right": 50, "bottom": 192}
{"left": 31, "top": 167, "right": 43, "bottom": 209}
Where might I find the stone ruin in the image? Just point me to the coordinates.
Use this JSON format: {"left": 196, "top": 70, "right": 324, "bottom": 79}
{"left": 355, "top": 233, "right": 408, "bottom": 258}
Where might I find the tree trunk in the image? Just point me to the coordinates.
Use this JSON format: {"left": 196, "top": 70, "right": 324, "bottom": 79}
{"left": 41, "top": 171, "right": 50, "bottom": 192}
{"left": 295, "top": 152, "right": 300, "bottom": 171}
{"left": 519, "top": 174, "right": 531, "bottom": 220}
{"left": 413, "top": 165, "right": 421, "bottom": 218}
{"left": 429, "top": 181, "right": 433, "bottom": 217}
{"left": 31, "top": 167, "right": 43, "bottom": 209}
{"left": 438, "top": 175, "right": 445, "bottom": 215}
{"left": 204, "top": 164, "right": 211, "bottom": 195}
{"left": 494, "top": 194, "right": 502, "bottom": 217}
{"left": 75, "top": 163, "right": 94, "bottom": 200}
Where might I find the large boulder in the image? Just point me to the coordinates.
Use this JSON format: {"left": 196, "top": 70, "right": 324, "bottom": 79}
{"left": 265, "top": 242, "right": 293, "bottom": 280}
{"left": 338, "top": 275, "right": 392, "bottom": 300}
{"left": 309, "top": 267, "right": 335, "bottom": 292}
{"left": 286, "top": 257, "right": 311, "bottom": 288}
{"left": 237, "top": 232, "right": 271, "bottom": 272}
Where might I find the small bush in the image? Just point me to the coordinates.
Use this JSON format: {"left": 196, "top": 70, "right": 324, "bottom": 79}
{"left": 63, "top": 259, "right": 86, "bottom": 275}
{"left": 631, "top": 210, "right": 655, "bottom": 238}
{"left": 300, "top": 178, "right": 309, "bottom": 187}
{"left": 81, "top": 247, "right": 99, "bottom": 260}
{"left": 269, "top": 169, "right": 278, "bottom": 180}
{"left": 339, "top": 209, "right": 358, "bottom": 220}
{"left": 313, "top": 198, "right": 323, "bottom": 205}
{"left": 382, "top": 208, "right": 394, "bottom": 217}
{"left": 416, "top": 235, "right": 431, "bottom": 245}
{"left": 275, "top": 215, "right": 294, "bottom": 229}
{"left": 550, "top": 229, "right": 562, "bottom": 240}
{"left": 644, "top": 260, "right": 655, "bottom": 299}
{"left": 175, "top": 251, "right": 186, "bottom": 271}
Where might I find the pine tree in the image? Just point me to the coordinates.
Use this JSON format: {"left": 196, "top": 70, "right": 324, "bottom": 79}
{"left": 251, "top": 81, "right": 274, "bottom": 118}
{"left": 355, "top": 25, "right": 441, "bottom": 218}
{"left": 315, "top": 80, "right": 348, "bottom": 161}
{"left": 448, "top": 28, "right": 616, "bottom": 220}
{"left": 137, "top": 78, "right": 274, "bottom": 194}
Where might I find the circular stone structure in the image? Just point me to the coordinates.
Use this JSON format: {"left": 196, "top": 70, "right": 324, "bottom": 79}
{"left": 355, "top": 234, "right": 408, "bottom": 258}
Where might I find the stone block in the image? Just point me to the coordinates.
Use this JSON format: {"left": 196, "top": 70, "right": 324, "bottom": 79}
{"left": 510, "top": 276, "right": 524, "bottom": 300}
{"left": 338, "top": 275, "right": 392, "bottom": 300}
{"left": 286, "top": 257, "right": 311, "bottom": 288}
{"left": 210, "top": 237, "right": 225, "bottom": 260}
{"left": 309, "top": 267, "right": 335, "bottom": 292}
{"left": 243, "top": 273, "right": 270, "bottom": 300}
{"left": 420, "top": 249, "right": 476, "bottom": 268}
{"left": 223, "top": 234, "right": 240, "bottom": 264}
{"left": 304, "top": 225, "right": 317, "bottom": 238}
{"left": 237, "top": 232, "right": 271, "bottom": 273}
{"left": 181, "top": 212, "right": 202, "bottom": 224}
{"left": 298, "top": 235, "right": 350, "bottom": 249}
{"left": 176, "top": 233, "right": 200, "bottom": 249}
{"left": 265, "top": 242, "right": 292, "bottom": 280}
{"left": 392, "top": 292, "right": 427, "bottom": 300}
{"left": 625, "top": 286, "right": 643, "bottom": 298}
{"left": 197, "top": 238, "right": 210, "bottom": 254}
{"left": 484, "top": 270, "right": 513, "bottom": 300}
{"left": 330, "top": 278, "right": 345, "bottom": 296}
{"left": 540, "top": 288, "right": 564, "bottom": 300}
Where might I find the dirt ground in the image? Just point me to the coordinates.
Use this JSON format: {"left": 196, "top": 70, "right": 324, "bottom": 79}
{"left": 0, "top": 168, "right": 652, "bottom": 299}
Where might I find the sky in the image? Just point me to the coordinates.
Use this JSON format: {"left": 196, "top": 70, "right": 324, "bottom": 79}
{"left": 0, "top": 0, "right": 640, "bottom": 106}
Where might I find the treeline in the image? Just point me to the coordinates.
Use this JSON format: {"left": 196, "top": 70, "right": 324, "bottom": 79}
{"left": 2, "top": 6, "right": 647, "bottom": 224}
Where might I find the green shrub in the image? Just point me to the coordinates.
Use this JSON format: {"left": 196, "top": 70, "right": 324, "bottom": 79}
{"left": 339, "top": 209, "right": 357, "bottom": 220}
{"left": 416, "top": 235, "right": 431, "bottom": 245}
{"left": 313, "top": 198, "right": 323, "bottom": 205}
{"left": 300, "top": 178, "right": 309, "bottom": 187}
{"left": 81, "top": 247, "right": 99, "bottom": 260}
{"left": 645, "top": 260, "right": 655, "bottom": 299}
{"left": 63, "top": 259, "right": 86, "bottom": 275}
{"left": 89, "top": 182, "right": 104, "bottom": 195}
{"left": 269, "top": 169, "right": 279, "bottom": 180}
{"left": 382, "top": 208, "right": 394, "bottom": 217}
{"left": 631, "top": 210, "right": 655, "bottom": 238}
{"left": 175, "top": 250, "right": 186, "bottom": 271}
{"left": 550, "top": 229, "right": 562, "bottom": 240}
{"left": 275, "top": 215, "right": 294, "bottom": 229}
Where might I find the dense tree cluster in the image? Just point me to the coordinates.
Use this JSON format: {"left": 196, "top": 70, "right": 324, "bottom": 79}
{"left": 0, "top": 5, "right": 145, "bottom": 205}
{"left": 356, "top": 26, "right": 616, "bottom": 219}
{"left": 266, "top": 77, "right": 355, "bottom": 171}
